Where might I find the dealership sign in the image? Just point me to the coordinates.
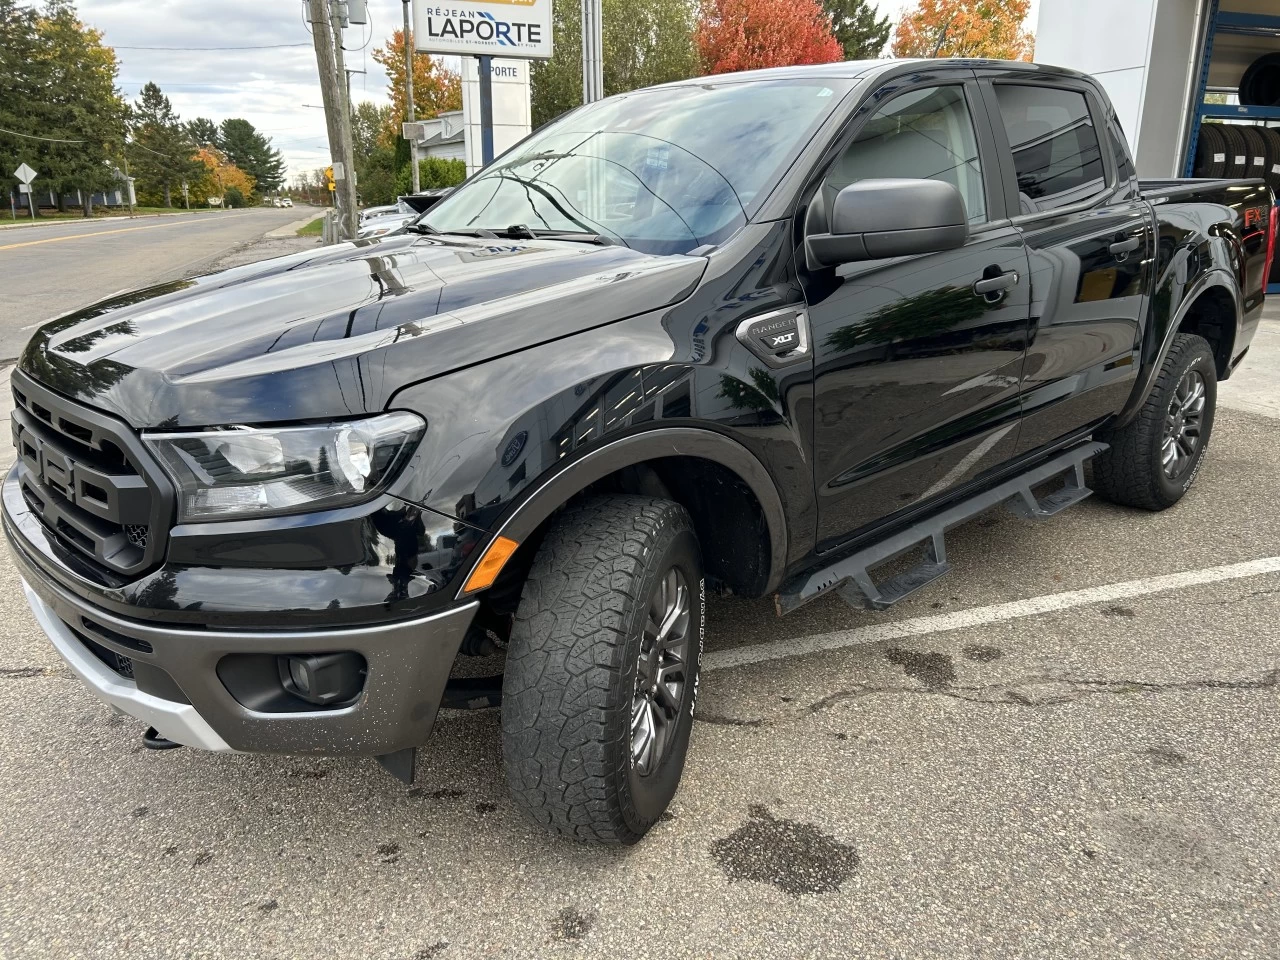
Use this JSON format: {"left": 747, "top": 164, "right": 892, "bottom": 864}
{"left": 414, "top": 0, "right": 553, "bottom": 59}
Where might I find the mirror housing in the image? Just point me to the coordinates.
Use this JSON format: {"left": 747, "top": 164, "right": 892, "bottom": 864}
{"left": 805, "top": 178, "right": 969, "bottom": 269}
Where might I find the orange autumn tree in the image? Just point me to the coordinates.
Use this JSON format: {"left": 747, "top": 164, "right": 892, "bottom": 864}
{"left": 697, "top": 0, "right": 843, "bottom": 75}
{"left": 188, "top": 146, "right": 255, "bottom": 205}
{"left": 892, "top": 0, "right": 1034, "bottom": 61}
{"left": 371, "top": 30, "right": 463, "bottom": 145}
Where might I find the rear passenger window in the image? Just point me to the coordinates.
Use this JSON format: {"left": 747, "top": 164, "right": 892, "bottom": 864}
{"left": 993, "top": 84, "right": 1106, "bottom": 213}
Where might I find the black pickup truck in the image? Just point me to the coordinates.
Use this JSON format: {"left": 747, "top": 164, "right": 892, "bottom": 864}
{"left": 5, "top": 60, "right": 1271, "bottom": 844}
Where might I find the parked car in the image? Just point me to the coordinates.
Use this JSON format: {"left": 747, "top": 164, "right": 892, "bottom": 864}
{"left": 5, "top": 60, "right": 1271, "bottom": 845}
{"left": 356, "top": 190, "right": 455, "bottom": 237}
{"left": 359, "top": 203, "right": 399, "bottom": 222}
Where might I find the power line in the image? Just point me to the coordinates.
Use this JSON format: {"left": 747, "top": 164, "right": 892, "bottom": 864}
{"left": 0, "top": 126, "right": 86, "bottom": 143}
{"left": 114, "top": 43, "right": 312, "bottom": 50}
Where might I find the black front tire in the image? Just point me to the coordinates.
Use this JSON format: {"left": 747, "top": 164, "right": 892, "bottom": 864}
{"left": 1093, "top": 332, "right": 1217, "bottom": 511}
{"left": 501, "top": 495, "right": 704, "bottom": 844}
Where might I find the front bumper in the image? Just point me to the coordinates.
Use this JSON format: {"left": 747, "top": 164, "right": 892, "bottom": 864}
{"left": 14, "top": 548, "right": 478, "bottom": 756}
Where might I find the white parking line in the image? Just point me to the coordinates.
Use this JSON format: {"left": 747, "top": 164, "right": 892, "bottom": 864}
{"left": 702, "top": 556, "right": 1280, "bottom": 672}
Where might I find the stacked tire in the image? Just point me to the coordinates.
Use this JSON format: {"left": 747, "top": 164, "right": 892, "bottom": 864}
{"left": 1240, "top": 53, "right": 1280, "bottom": 107}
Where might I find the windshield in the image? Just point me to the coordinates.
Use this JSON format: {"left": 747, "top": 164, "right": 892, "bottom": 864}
{"left": 422, "top": 78, "right": 855, "bottom": 255}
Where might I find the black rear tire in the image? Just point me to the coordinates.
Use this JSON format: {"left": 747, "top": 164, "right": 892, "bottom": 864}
{"left": 1093, "top": 333, "right": 1217, "bottom": 511}
{"left": 501, "top": 495, "right": 704, "bottom": 844}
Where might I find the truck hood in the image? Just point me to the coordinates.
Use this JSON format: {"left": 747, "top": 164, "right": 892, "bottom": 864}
{"left": 20, "top": 234, "right": 706, "bottom": 428}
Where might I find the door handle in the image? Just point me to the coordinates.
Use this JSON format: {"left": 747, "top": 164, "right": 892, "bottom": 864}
{"left": 1109, "top": 237, "right": 1141, "bottom": 258}
{"left": 973, "top": 270, "right": 1019, "bottom": 296}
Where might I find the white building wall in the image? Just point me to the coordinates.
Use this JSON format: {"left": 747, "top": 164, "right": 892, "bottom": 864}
{"left": 1035, "top": 0, "right": 1207, "bottom": 178}
{"left": 460, "top": 57, "right": 533, "bottom": 175}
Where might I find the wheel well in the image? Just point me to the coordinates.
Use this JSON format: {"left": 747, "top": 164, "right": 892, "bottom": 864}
{"left": 485, "top": 455, "right": 773, "bottom": 610}
{"left": 1177, "top": 286, "right": 1236, "bottom": 378}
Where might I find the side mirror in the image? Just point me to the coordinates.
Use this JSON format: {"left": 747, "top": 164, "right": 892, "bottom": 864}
{"left": 805, "top": 178, "right": 969, "bottom": 269}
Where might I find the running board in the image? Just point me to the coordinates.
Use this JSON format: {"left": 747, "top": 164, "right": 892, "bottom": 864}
{"left": 775, "top": 441, "right": 1108, "bottom": 615}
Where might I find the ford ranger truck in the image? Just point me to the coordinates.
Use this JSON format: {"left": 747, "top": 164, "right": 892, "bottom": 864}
{"left": 4, "top": 60, "right": 1272, "bottom": 844}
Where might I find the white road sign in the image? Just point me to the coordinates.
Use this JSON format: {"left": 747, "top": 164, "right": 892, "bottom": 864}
{"left": 414, "top": 0, "right": 553, "bottom": 59}
{"left": 14, "top": 162, "right": 37, "bottom": 184}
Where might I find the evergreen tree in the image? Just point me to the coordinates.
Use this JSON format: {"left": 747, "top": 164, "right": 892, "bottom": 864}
{"left": 822, "top": 0, "right": 891, "bottom": 59}
{"left": 12, "top": 0, "right": 128, "bottom": 216}
{"left": 128, "top": 82, "right": 199, "bottom": 207}
{"left": 186, "top": 117, "right": 220, "bottom": 150}
{"left": 0, "top": 0, "right": 46, "bottom": 212}
{"left": 218, "top": 118, "right": 286, "bottom": 194}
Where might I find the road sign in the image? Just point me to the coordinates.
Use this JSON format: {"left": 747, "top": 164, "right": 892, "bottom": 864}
{"left": 414, "top": 0, "right": 553, "bottom": 59}
{"left": 17, "top": 184, "right": 30, "bottom": 193}
{"left": 14, "top": 162, "right": 37, "bottom": 184}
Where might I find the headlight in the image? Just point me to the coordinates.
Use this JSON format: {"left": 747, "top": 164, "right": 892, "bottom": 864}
{"left": 360, "top": 226, "right": 392, "bottom": 238}
{"left": 143, "top": 412, "right": 425, "bottom": 522}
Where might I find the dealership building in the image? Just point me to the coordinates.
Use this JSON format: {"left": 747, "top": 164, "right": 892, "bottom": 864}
{"left": 1036, "top": 0, "right": 1280, "bottom": 181}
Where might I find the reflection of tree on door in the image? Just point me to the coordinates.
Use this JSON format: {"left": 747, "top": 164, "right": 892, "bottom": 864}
{"left": 823, "top": 284, "right": 985, "bottom": 354}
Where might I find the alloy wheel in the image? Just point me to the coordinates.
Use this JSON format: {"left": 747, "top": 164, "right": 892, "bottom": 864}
{"left": 1162, "top": 368, "right": 1206, "bottom": 479}
{"left": 631, "top": 567, "right": 691, "bottom": 777}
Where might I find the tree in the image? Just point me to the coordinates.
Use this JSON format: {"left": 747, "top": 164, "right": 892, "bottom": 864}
{"left": 532, "top": 0, "right": 701, "bottom": 129}
{"left": 371, "top": 30, "right": 462, "bottom": 145}
{"left": 128, "top": 82, "right": 200, "bottom": 207}
{"left": 697, "top": 0, "right": 844, "bottom": 75}
{"left": 186, "top": 117, "right": 220, "bottom": 149}
{"left": 395, "top": 156, "right": 466, "bottom": 195}
{"left": 217, "top": 118, "right": 285, "bottom": 194}
{"left": 349, "top": 101, "right": 399, "bottom": 205}
{"left": 188, "top": 145, "right": 255, "bottom": 206}
{"left": 891, "top": 0, "right": 1034, "bottom": 60}
{"left": 0, "top": 0, "right": 45, "bottom": 213}
{"left": 822, "top": 0, "right": 891, "bottom": 59}
{"left": 4, "top": 0, "right": 129, "bottom": 216}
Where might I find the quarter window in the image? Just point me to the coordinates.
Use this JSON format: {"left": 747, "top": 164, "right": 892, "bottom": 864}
{"left": 823, "top": 85, "right": 988, "bottom": 225}
{"left": 993, "top": 84, "right": 1106, "bottom": 213}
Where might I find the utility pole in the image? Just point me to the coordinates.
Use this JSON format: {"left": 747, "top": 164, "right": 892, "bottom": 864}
{"left": 402, "top": 0, "right": 420, "bottom": 193}
{"left": 308, "top": 0, "right": 358, "bottom": 240}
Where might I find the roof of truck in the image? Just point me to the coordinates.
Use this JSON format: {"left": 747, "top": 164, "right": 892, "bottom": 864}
{"left": 658, "top": 58, "right": 1094, "bottom": 88}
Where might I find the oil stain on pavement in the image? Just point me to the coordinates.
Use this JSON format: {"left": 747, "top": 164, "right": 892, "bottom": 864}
{"left": 884, "top": 647, "right": 956, "bottom": 687}
{"left": 550, "top": 906, "right": 595, "bottom": 941}
{"left": 710, "top": 804, "right": 860, "bottom": 896}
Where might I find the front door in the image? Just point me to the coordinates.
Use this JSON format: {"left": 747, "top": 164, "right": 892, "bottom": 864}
{"left": 799, "top": 78, "right": 1031, "bottom": 550}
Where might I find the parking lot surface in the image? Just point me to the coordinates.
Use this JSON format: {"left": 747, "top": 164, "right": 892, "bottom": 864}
{"left": 0, "top": 236, "right": 1276, "bottom": 958}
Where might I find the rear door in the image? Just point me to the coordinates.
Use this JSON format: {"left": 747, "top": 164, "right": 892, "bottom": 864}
{"left": 798, "top": 70, "right": 1032, "bottom": 549}
{"left": 975, "top": 71, "right": 1155, "bottom": 453}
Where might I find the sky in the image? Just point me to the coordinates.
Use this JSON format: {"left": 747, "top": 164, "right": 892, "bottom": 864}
{"left": 63, "top": 0, "right": 1042, "bottom": 182}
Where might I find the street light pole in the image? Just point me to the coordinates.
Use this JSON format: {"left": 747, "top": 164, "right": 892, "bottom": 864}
{"left": 403, "top": 0, "right": 420, "bottom": 194}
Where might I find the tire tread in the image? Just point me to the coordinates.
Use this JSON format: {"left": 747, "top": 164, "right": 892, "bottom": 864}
{"left": 501, "top": 495, "right": 694, "bottom": 844}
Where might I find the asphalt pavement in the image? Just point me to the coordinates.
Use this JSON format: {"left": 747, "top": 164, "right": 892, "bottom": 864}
{"left": 0, "top": 207, "right": 309, "bottom": 361}
{"left": 0, "top": 229, "right": 1277, "bottom": 959}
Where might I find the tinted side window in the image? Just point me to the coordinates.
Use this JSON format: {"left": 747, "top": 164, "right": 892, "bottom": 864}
{"left": 1108, "top": 113, "right": 1136, "bottom": 183}
{"left": 993, "top": 84, "right": 1106, "bottom": 213}
{"left": 824, "top": 85, "right": 987, "bottom": 224}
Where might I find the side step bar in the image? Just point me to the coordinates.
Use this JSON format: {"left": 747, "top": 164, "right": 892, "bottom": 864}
{"left": 775, "top": 441, "right": 1108, "bottom": 615}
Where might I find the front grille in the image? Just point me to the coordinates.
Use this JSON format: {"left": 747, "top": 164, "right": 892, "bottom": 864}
{"left": 10, "top": 371, "right": 170, "bottom": 579}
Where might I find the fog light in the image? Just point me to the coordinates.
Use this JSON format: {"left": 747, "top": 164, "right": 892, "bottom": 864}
{"left": 278, "top": 652, "right": 365, "bottom": 706}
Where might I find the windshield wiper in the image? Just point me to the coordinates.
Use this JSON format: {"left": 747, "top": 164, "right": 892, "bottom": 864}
{"left": 407, "top": 225, "right": 500, "bottom": 238}
{"left": 477, "top": 224, "right": 616, "bottom": 245}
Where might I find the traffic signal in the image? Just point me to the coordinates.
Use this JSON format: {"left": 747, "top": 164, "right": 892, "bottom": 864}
{"left": 325, "top": 166, "right": 335, "bottom": 192}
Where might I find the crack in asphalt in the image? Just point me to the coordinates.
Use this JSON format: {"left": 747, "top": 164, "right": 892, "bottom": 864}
{"left": 698, "top": 669, "right": 1280, "bottom": 728}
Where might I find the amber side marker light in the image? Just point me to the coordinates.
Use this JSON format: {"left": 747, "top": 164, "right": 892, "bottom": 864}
{"left": 463, "top": 535, "right": 520, "bottom": 593}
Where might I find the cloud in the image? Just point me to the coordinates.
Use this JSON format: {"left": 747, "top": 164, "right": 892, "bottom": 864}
{"left": 77, "top": 0, "right": 425, "bottom": 178}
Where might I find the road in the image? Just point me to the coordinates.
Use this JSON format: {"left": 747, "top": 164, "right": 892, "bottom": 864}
{"left": 0, "top": 207, "right": 308, "bottom": 361}
{"left": 0, "top": 222, "right": 1277, "bottom": 958}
